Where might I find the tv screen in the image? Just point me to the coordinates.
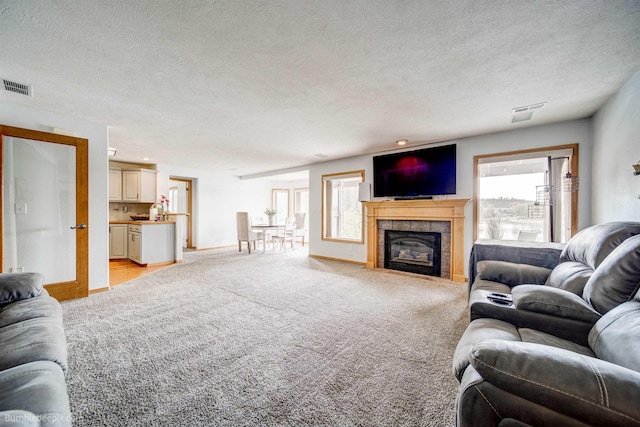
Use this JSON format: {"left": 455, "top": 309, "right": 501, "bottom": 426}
{"left": 373, "top": 144, "right": 456, "bottom": 198}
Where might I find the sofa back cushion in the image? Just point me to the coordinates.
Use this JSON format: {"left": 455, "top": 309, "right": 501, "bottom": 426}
{"left": 559, "top": 221, "right": 640, "bottom": 269}
{"left": 583, "top": 234, "right": 640, "bottom": 314}
{"left": 589, "top": 301, "right": 640, "bottom": 372}
{"left": 544, "top": 261, "right": 593, "bottom": 294}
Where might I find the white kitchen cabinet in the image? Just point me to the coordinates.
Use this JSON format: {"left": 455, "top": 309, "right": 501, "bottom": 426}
{"left": 121, "top": 169, "right": 157, "bottom": 203}
{"left": 128, "top": 223, "right": 175, "bottom": 265}
{"left": 109, "top": 224, "right": 128, "bottom": 259}
{"left": 108, "top": 169, "right": 122, "bottom": 201}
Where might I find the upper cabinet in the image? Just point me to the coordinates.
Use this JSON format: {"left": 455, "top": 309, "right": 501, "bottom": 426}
{"left": 108, "top": 168, "right": 122, "bottom": 201}
{"left": 110, "top": 167, "right": 157, "bottom": 203}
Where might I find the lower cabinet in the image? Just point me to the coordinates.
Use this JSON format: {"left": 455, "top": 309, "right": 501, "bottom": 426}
{"left": 109, "top": 224, "right": 128, "bottom": 259}
{"left": 128, "top": 223, "right": 175, "bottom": 265}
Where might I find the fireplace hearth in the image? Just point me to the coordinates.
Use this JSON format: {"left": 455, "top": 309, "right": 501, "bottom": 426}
{"left": 384, "top": 230, "right": 441, "bottom": 276}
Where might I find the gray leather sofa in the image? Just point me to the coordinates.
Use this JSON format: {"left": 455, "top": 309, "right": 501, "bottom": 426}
{"left": 452, "top": 225, "right": 640, "bottom": 426}
{"left": 468, "top": 221, "right": 640, "bottom": 344}
{"left": 0, "top": 273, "right": 71, "bottom": 426}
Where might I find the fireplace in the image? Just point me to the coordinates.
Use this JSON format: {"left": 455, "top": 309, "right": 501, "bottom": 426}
{"left": 384, "top": 230, "right": 442, "bottom": 276}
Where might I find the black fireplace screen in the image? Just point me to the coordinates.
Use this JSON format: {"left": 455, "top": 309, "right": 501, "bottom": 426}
{"left": 384, "top": 230, "right": 441, "bottom": 276}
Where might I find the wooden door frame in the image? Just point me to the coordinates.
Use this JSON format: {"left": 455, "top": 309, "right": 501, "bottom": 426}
{"left": 169, "top": 177, "right": 194, "bottom": 248}
{"left": 0, "top": 125, "right": 89, "bottom": 300}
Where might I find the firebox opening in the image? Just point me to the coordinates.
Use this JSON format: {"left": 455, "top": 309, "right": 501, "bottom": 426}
{"left": 384, "top": 230, "right": 442, "bottom": 277}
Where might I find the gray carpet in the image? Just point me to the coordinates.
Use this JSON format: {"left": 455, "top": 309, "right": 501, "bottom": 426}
{"left": 62, "top": 247, "right": 469, "bottom": 426}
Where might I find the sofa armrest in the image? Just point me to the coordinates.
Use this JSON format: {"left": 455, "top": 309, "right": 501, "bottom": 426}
{"left": 512, "top": 285, "right": 602, "bottom": 323}
{"left": 476, "top": 261, "right": 551, "bottom": 288}
{"left": 0, "top": 273, "right": 44, "bottom": 305}
{"left": 471, "top": 339, "right": 640, "bottom": 426}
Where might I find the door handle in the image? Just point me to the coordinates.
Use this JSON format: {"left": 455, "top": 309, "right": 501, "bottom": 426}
{"left": 70, "top": 224, "right": 87, "bottom": 230}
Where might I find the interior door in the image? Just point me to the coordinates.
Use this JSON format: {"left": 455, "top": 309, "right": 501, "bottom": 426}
{"left": 0, "top": 125, "right": 89, "bottom": 301}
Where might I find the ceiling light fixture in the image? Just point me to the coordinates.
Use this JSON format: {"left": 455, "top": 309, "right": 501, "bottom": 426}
{"left": 141, "top": 157, "right": 150, "bottom": 161}
{"left": 107, "top": 147, "right": 116, "bottom": 157}
{"left": 396, "top": 139, "right": 408, "bottom": 146}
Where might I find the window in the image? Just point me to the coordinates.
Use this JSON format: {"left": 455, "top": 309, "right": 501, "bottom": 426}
{"left": 322, "top": 171, "right": 364, "bottom": 243}
{"left": 474, "top": 145, "right": 578, "bottom": 243}
{"left": 272, "top": 189, "right": 289, "bottom": 223}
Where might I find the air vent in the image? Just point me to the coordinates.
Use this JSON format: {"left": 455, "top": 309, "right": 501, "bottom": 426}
{"left": 3, "top": 79, "right": 32, "bottom": 96}
{"left": 511, "top": 102, "right": 547, "bottom": 123}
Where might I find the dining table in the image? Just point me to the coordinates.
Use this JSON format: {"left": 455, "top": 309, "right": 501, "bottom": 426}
{"left": 250, "top": 223, "right": 284, "bottom": 252}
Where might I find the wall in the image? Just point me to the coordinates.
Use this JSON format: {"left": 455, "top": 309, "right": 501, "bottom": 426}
{"left": 0, "top": 100, "right": 109, "bottom": 291}
{"left": 591, "top": 70, "right": 640, "bottom": 222}
{"left": 156, "top": 164, "right": 272, "bottom": 249}
{"left": 308, "top": 119, "right": 593, "bottom": 271}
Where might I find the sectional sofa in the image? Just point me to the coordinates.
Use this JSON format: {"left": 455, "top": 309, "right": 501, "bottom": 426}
{"left": 0, "top": 273, "right": 71, "bottom": 426}
{"left": 453, "top": 222, "right": 640, "bottom": 426}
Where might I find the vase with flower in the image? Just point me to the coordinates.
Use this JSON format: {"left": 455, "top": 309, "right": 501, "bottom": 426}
{"left": 264, "top": 208, "right": 277, "bottom": 225}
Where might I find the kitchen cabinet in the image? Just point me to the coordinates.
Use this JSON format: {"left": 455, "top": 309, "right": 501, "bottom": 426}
{"left": 128, "top": 224, "right": 142, "bottom": 263}
{"left": 109, "top": 224, "right": 128, "bottom": 259}
{"left": 108, "top": 169, "right": 122, "bottom": 201}
{"left": 111, "top": 168, "right": 157, "bottom": 203}
{"left": 128, "top": 222, "right": 175, "bottom": 265}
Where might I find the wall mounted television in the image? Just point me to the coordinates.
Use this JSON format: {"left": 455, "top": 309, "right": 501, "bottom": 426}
{"left": 373, "top": 144, "right": 456, "bottom": 198}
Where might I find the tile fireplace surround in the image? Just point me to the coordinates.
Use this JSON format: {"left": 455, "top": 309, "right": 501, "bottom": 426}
{"left": 363, "top": 199, "right": 470, "bottom": 282}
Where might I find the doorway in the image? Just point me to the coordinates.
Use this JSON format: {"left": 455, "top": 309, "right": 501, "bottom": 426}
{"left": 169, "top": 177, "right": 194, "bottom": 249}
{"left": 0, "top": 125, "right": 89, "bottom": 301}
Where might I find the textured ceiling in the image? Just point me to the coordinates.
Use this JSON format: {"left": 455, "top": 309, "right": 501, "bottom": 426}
{"left": 1, "top": 1, "right": 639, "bottom": 177}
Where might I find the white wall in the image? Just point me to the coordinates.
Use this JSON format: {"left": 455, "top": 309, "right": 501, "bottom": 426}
{"left": 0, "top": 100, "right": 109, "bottom": 291}
{"left": 156, "top": 164, "right": 272, "bottom": 249}
{"left": 309, "top": 119, "right": 593, "bottom": 270}
{"left": 591, "top": 70, "right": 640, "bottom": 222}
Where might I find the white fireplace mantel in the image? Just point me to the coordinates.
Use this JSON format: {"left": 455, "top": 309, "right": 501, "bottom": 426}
{"left": 363, "top": 199, "right": 470, "bottom": 282}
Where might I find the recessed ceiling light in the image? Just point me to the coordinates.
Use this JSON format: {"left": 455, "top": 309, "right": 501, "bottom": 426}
{"left": 396, "top": 139, "right": 408, "bottom": 146}
{"left": 141, "top": 157, "right": 150, "bottom": 161}
{"left": 315, "top": 153, "right": 329, "bottom": 158}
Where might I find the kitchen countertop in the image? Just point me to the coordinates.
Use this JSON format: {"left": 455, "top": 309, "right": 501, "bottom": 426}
{"left": 109, "top": 220, "right": 176, "bottom": 225}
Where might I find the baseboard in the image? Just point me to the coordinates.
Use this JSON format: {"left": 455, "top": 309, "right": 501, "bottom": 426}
{"left": 309, "top": 254, "right": 366, "bottom": 266}
{"left": 89, "top": 286, "right": 110, "bottom": 295}
{"left": 195, "top": 244, "right": 236, "bottom": 251}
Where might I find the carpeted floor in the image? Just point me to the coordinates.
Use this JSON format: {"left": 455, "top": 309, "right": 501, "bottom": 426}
{"left": 62, "top": 247, "right": 469, "bottom": 426}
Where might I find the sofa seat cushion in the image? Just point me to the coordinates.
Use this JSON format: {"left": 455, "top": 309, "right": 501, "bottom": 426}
{"left": 583, "top": 235, "right": 640, "bottom": 315}
{"left": 470, "top": 279, "right": 512, "bottom": 295}
{"left": 517, "top": 328, "right": 594, "bottom": 357}
{"left": 511, "top": 285, "right": 601, "bottom": 323}
{"left": 0, "top": 317, "right": 68, "bottom": 374}
{"left": 0, "top": 361, "right": 71, "bottom": 427}
{"left": 0, "top": 295, "right": 62, "bottom": 329}
{"left": 0, "top": 273, "right": 44, "bottom": 305}
{"left": 543, "top": 261, "right": 592, "bottom": 294}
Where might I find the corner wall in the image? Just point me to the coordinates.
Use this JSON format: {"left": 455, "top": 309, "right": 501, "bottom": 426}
{"left": 0, "top": 100, "right": 109, "bottom": 291}
{"left": 591, "top": 70, "right": 640, "bottom": 222}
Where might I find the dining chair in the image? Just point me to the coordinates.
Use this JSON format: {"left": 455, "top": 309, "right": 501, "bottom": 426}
{"left": 294, "top": 212, "right": 306, "bottom": 246}
{"left": 236, "top": 212, "right": 262, "bottom": 254}
{"left": 273, "top": 217, "right": 296, "bottom": 251}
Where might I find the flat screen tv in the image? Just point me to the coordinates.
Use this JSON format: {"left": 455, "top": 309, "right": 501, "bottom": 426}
{"left": 373, "top": 144, "right": 456, "bottom": 198}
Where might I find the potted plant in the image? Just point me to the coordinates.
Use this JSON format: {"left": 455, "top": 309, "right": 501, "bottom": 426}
{"left": 264, "top": 208, "right": 277, "bottom": 225}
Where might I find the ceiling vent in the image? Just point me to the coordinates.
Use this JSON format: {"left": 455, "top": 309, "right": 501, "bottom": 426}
{"left": 3, "top": 79, "right": 32, "bottom": 96}
{"left": 511, "top": 102, "right": 546, "bottom": 123}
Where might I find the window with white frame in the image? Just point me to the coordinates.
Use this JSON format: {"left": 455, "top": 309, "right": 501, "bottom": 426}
{"left": 322, "top": 171, "right": 364, "bottom": 243}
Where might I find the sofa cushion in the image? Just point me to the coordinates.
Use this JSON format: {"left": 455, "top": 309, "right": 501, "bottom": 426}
{"left": 512, "top": 285, "right": 601, "bottom": 323}
{"left": 582, "top": 234, "right": 640, "bottom": 314}
{"left": 0, "top": 317, "right": 68, "bottom": 374}
{"left": 0, "top": 361, "right": 71, "bottom": 427}
{"left": 559, "top": 221, "right": 640, "bottom": 269}
{"left": 589, "top": 301, "right": 640, "bottom": 372}
{"left": 0, "top": 273, "right": 44, "bottom": 305}
{"left": 0, "top": 295, "right": 62, "bottom": 329}
{"left": 544, "top": 261, "right": 592, "bottom": 294}
{"left": 476, "top": 261, "right": 551, "bottom": 288}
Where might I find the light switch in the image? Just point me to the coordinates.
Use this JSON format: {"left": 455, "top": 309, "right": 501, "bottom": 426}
{"left": 14, "top": 203, "right": 27, "bottom": 215}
